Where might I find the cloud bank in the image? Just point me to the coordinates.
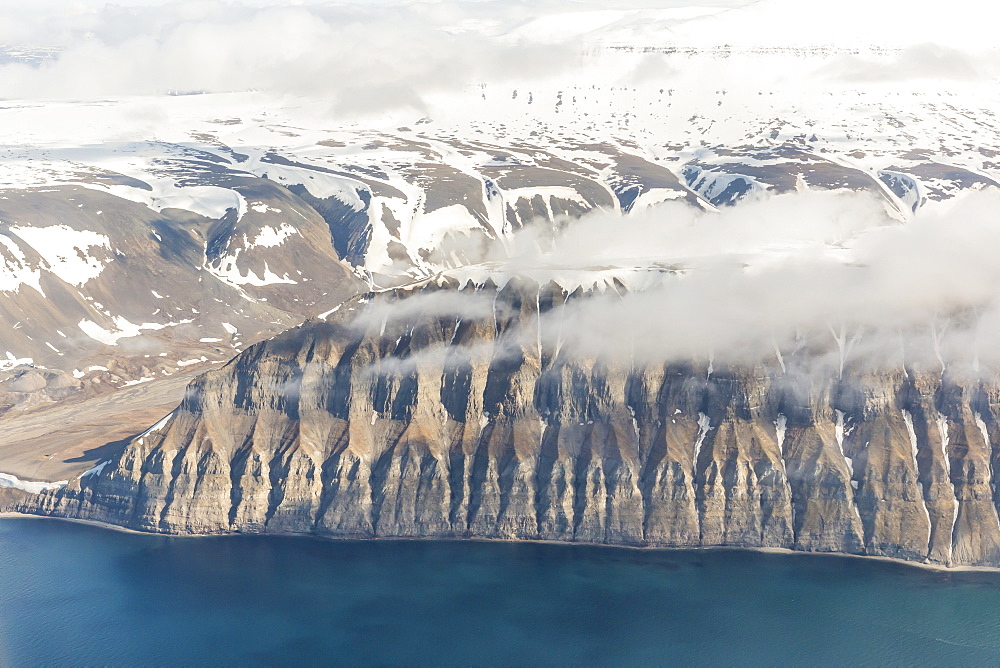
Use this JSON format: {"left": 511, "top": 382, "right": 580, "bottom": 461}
{"left": 0, "top": 1, "right": 578, "bottom": 109}
{"left": 3, "top": 0, "right": 998, "bottom": 379}
{"left": 1, "top": 0, "right": 997, "bottom": 108}
{"left": 371, "top": 188, "right": 1000, "bottom": 378}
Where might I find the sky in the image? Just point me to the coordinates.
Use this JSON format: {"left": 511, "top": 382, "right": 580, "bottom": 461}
{"left": 1, "top": 0, "right": 997, "bottom": 102}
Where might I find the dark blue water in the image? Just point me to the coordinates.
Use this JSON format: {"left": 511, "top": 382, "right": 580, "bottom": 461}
{"left": 3, "top": 518, "right": 1000, "bottom": 665}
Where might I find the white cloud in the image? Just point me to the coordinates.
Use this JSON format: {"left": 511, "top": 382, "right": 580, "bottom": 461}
{"left": 4, "top": 0, "right": 994, "bottom": 108}
{"left": 540, "top": 189, "right": 1000, "bottom": 374}
{"left": 378, "top": 188, "right": 1000, "bottom": 377}
{"left": 820, "top": 44, "right": 988, "bottom": 84}
{"left": 0, "top": 2, "right": 579, "bottom": 106}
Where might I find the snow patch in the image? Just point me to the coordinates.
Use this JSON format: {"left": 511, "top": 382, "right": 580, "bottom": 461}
{"left": 975, "top": 412, "right": 990, "bottom": 450}
{"left": 206, "top": 255, "right": 297, "bottom": 286}
{"left": 835, "top": 409, "right": 853, "bottom": 476}
{"left": 249, "top": 202, "right": 282, "bottom": 214}
{"left": 137, "top": 413, "right": 173, "bottom": 443}
{"left": 81, "top": 460, "right": 111, "bottom": 478}
{"left": 902, "top": 409, "right": 933, "bottom": 549}
{"left": 249, "top": 223, "right": 297, "bottom": 248}
{"left": 694, "top": 412, "right": 711, "bottom": 470}
{"left": 10, "top": 224, "right": 110, "bottom": 287}
{"left": 0, "top": 351, "right": 32, "bottom": 371}
{"left": 774, "top": 414, "right": 787, "bottom": 455}
{"left": 248, "top": 160, "right": 365, "bottom": 206}
{"left": 0, "top": 472, "right": 66, "bottom": 494}
{"left": 78, "top": 317, "right": 166, "bottom": 345}
{"left": 405, "top": 203, "right": 483, "bottom": 257}
{"left": 0, "top": 234, "right": 43, "bottom": 294}
{"left": 101, "top": 183, "right": 245, "bottom": 220}
{"left": 318, "top": 301, "right": 346, "bottom": 319}
{"left": 936, "top": 412, "right": 951, "bottom": 476}
{"left": 901, "top": 410, "right": 919, "bottom": 459}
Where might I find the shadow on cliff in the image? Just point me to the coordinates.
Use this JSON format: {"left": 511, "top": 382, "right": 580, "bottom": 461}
{"left": 63, "top": 434, "right": 135, "bottom": 466}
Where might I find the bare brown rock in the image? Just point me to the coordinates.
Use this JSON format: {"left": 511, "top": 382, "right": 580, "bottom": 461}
{"left": 18, "top": 282, "right": 1000, "bottom": 568}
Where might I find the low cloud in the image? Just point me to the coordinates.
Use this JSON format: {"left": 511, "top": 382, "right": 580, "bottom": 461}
{"left": 351, "top": 289, "right": 500, "bottom": 333}
{"left": 820, "top": 43, "right": 987, "bottom": 84}
{"left": 0, "top": 1, "right": 577, "bottom": 110}
{"left": 4, "top": 0, "right": 995, "bottom": 110}
{"left": 365, "top": 188, "right": 1000, "bottom": 377}
{"left": 543, "top": 189, "right": 1000, "bottom": 375}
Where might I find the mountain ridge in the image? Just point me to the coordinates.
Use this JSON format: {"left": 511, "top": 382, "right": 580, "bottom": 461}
{"left": 13, "top": 280, "right": 1000, "bottom": 568}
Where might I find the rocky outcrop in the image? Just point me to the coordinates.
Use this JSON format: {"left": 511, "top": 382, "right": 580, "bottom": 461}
{"left": 0, "top": 367, "right": 80, "bottom": 413}
{"left": 0, "top": 181, "right": 363, "bottom": 377}
{"left": 19, "top": 281, "right": 1000, "bottom": 568}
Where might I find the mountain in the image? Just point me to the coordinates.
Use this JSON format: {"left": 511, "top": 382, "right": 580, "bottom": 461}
{"left": 4, "top": 1, "right": 1000, "bottom": 568}
{"left": 19, "top": 280, "right": 1000, "bottom": 567}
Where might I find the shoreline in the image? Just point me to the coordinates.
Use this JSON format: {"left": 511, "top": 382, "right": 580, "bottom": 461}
{"left": 4, "top": 511, "right": 999, "bottom": 575}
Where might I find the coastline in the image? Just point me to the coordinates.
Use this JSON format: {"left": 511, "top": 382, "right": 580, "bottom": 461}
{"left": 4, "top": 510, "right": 999, "bottom": 575}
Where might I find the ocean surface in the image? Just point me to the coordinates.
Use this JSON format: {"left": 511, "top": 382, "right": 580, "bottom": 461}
{"left": 3, "top": 518, "right": 1000, "bottom": 665}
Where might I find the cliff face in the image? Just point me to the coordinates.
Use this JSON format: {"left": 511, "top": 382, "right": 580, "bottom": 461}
{"left": 21, "top": 281, "right": 1000, "bottom": 568}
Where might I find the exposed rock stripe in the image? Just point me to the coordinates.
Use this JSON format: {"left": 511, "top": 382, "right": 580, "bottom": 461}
{"left": 19, "top": 282, "right": 1000, "bottom": 567}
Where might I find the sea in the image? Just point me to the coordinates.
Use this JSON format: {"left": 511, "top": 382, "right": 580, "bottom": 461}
{"left": 2, "top": 516, "right": 1000, "bottom": 665}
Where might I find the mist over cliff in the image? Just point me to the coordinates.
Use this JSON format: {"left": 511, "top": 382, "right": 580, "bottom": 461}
{"left": 361, "top": 187, "right": 1000, "bottom": 379}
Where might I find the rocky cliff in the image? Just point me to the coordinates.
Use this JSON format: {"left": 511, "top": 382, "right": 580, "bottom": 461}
{"left": 18, "top": 280, "right": 1000, "bottom": 568}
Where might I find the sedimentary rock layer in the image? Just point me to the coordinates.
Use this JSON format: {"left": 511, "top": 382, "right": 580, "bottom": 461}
{"left": 20, "top": 281, "right": 1000, "bottom": 568}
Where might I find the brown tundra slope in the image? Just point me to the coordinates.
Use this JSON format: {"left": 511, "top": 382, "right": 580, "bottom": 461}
{"left": 15, "top": 279, "right": 1000, "bottom": 569}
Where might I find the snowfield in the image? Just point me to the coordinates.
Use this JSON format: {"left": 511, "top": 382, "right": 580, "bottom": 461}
{"left": 0, "top": 0, "right": 997, "bottom": 384}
